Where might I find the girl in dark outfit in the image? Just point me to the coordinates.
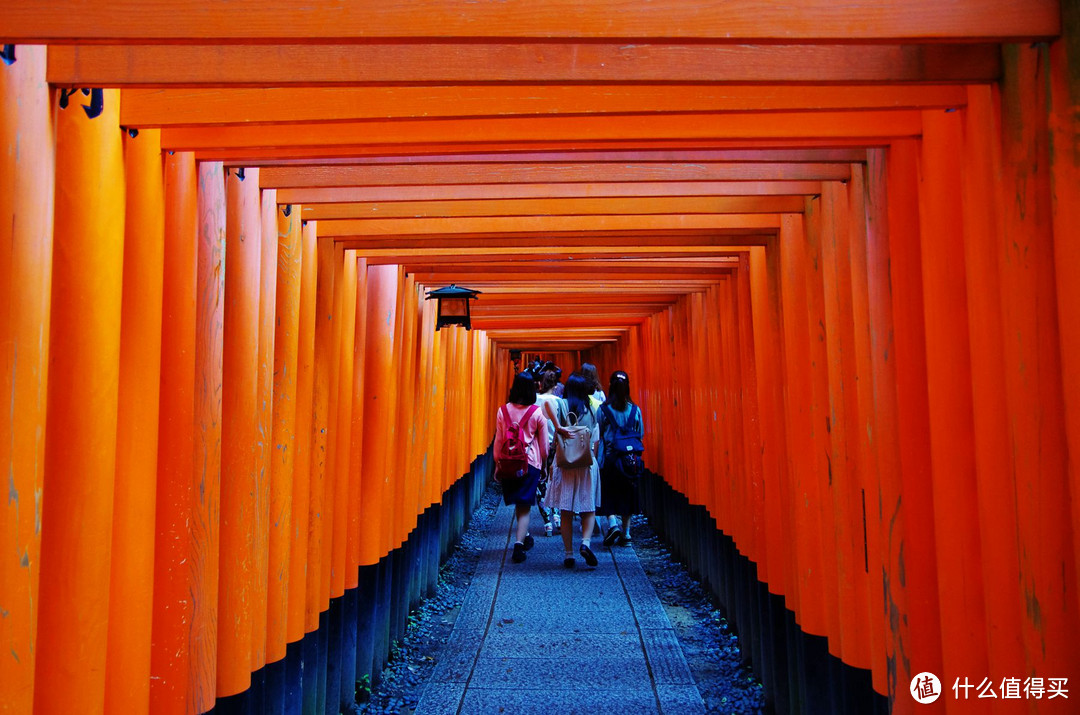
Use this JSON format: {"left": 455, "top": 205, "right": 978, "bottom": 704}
{"left": 596, "top": 370, "right": 644, "bottom": 546}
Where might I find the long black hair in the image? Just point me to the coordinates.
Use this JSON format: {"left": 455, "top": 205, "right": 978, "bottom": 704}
{"left": 607, "top": 370, "right": 632, "bottom": 410}
{"left": 581, "top": 363, "right": 601, "bottom": 394}
{"left": 563, "top": 373, "right": 592, "bottom": 420}
{"left": 507, "top": 371, "right": 537, "bottom": 406}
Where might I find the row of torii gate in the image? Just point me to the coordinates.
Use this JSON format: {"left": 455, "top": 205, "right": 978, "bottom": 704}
{"left": 2, "top": 2, "right": 1079, "bottom": 714}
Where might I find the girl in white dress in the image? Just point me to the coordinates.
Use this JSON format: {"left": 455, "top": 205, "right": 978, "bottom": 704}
{"left": 546, "top": 373, "right": 601, "bottom": 568}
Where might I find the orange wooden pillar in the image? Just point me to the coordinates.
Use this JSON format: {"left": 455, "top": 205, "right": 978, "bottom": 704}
{"left": 884, "top": 139, "right": 943, "bottom": 708}
{"left": 191, "top": 160, "right": 225, "bottom": 713}
{"left": 105, "top": 127, "right": 165, "bottom": 714}
{"left": 359, "top": 264, "right": 399, "bottom": 567}
{"left": 323, "top": 242, "right": 345, "bottom": 607}
{"left": 917, "top": 109, "right": 990, "bottom": 689}
{"left": 998, "top": 44, "right": 1079, "bottom": 688}
{"left": 843, "top": 164, "right": 888, "bottom": 695}
{"left": 150, "top": 151, "right": 197, "bottom": 715}
{"left": 218, "top": 167, "right": 261, "bottom": 698}
{"left": 346, "top": 256, "right": 370, "bottom": 587}
{"left": 268, "top": 203, "right": 301, "bottom": 665}
{"left": 331, "top": 251, "right": 357, "bottom": 598}
{"left": 35, "top": 88, "right": 125, "bottom": 714}
{"left": 252, "top": 187, "right": 277, "bottom": 675}
{"left": 288, "top": 220, "right": 317, "bottom": 643}
{"left": 0, "top": 44, "right": 54, "bottom": 715}
{"left": 1048, "top": 4, "right": 1080, "bottom": 612}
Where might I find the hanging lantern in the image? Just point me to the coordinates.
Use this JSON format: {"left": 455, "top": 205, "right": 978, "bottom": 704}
{"left": 425, "top": 284, "right": 481, "bottom": 330}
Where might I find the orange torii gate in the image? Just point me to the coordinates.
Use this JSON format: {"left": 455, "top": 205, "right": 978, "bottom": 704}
{"left": 2, "top": 1, "right": 1079, "bottom": 714}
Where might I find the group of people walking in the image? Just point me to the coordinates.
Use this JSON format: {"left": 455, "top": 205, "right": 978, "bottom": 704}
{"left": 493, "top": 362, "right": 645, "bottom": 569}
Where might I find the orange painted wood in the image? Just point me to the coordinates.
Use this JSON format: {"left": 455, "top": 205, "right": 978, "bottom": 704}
{"left": 252, "top": 186, "right": 277, "bottom": 670}
{"left": 395, "top": 280, "right": 420, "bottom": 535}
{"left": 289, "top": 220, "right": 318, "bottom": 638}
{"left": 120, "top": 85, "right": 968, "bottom": 127}
{"left": 161, "top": 112, "right": 921, "bottom": 152}
{"left": 748, "top": 244, "right": 789, "bottom": 596}
{"left": 50, "top": 43, "right": 1003, "bottom": 86}
{"left": 300, "top": 196, "right": 805, "bottom": 221}
{"left": 319, "top": 215, "right": 781, "bottom": 238}
{"left": 777, "top": 212, "right": 826, "bottom": 635}
{"left": 283, "top": 182, "right": 823, "bottom": 206}
{"left": 34, "top": 87, "right": 125, "bottom": 715}
{"left": 958, "top": 85, "right": 1026, "bottom": 690}
{"left": 7, "top": 1, "right": 1057, "bottom": 41}
{"left": 917, "top": 110, "right": 990, "bottom": 685}
{"left": 842, "top": 164, "right": 888, "bottom": 694}
{"left": 306, "top": 237, "right": 335, "bottom": 618}
{"left": 346, "top": 257, "right": 369, "bottom": 586}
{"left": 998, "top": 44, "right": 1079, "bottom": 686}
{"left": 0, "top": 45, "right": 53, "bottom": 715}
{"left": 190, "top": 161, "right": 226, "bottom": 711}
{"left": 359, "top": 265, "right": 400, "bottom": 565}
{"left": 1048, "top": 9, "right": 1080, "bottom": 615}
{"left": 884, "top": 139, "right": 943, "bottom": 695}
{"left": 149, "top": 151, "right": 197, "bottom": 715}
{"left": 261, "top": 163, "right": 849, "bottom": 189}
{"left": 818, "top": 182, "right": 869, "bottom": 666}
{"left": 268, "top": 204, "right": 301, "bottom": 659}
{"left": 105, "top": 127, "right": 165, "bottom": 715}
{"left": 218, "top": 167, "right": 261, "bottom": 697}
{"left": 322, "top": 242, "right": 345, "bottom": 600}
{"left": 330, "top": 250, "right": 357, "bottom": 598}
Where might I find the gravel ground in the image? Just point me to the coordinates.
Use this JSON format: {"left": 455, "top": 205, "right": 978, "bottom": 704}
{"left": 629, "top": 515, "right": 767, "bottom": 714}
{"left": 356, "top": 483, "right": 766, "bottom": 714}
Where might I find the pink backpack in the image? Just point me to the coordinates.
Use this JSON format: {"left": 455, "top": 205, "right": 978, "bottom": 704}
{"left": 495, "top": 404, "right": 538, "bottom": 481}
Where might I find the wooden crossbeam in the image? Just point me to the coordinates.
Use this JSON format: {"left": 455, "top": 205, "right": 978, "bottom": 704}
{"left": 196, "top": 138, "right": 880, "bottom": 163}
{"left": 120, "top": 85, "right": 967, "bottom": 127}
{"left": 48, "top": 44, "right": 1004, "bottom": 87}
{"left": 317, "top": 214, "right": 781, "bottom": 237}
{"left": 282, "top": 181, "right": 824, "bottom": 205}
{"left": 301, "top": 196, "right": 805, "bottom": 220}
{"left": 7, "top": 1, "right": 1057, "bottom": 42}
{"left": 336, "top": 233, "right": 772, "bottom": 252}
{"left": 261, "top": 163, "right": 848, "bottom": 190}
{"left": 160, "top": 111, "right": 922, "bottom": 152}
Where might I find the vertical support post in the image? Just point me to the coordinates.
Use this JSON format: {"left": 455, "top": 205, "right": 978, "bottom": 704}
{"left": 190, "top": 160, "right": 225, "bottom": 713}
{"left": 0, "top": 44, "right": 54, "bottom": 714}
{"left": 150, "top": 151, "right": 197, "bottom": 715}
{"left": 105, "top": 126, "right": 165, "bottom": 714}
{"left": 35, "top": 87, "right": 125, "bottom": 713}
{"left": 269, "top": 203, "right": 301, "bottom": 666}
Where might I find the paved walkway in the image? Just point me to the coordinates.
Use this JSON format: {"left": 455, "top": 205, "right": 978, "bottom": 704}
{"left": 415, "top": 503, "right": 707, "bottom": 714}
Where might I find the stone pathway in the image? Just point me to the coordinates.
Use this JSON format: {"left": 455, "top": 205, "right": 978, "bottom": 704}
{"left": 415, "top": 503, "right": 706, "bottom": 714}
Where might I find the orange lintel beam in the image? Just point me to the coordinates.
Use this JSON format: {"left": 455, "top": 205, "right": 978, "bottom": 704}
{"left": 49, "top": 43, "right": 1003, "bottom": 86}
{"left": 283, "top": 181, "right": 824, "bottom": 205}
{"left": 300, "top": 196, "right": 806, "bottom": 220}
{"left": 388, "top": 249, "right": 749, "bottom": 265}
{"left": 194, "top": 138, "right": 879, "bottom": 164}
{"left": 337, "top": 233, "right": 771, "bottom": 252}
{"left": 474, "top": 294, "right": 685, "bottom": 307}
{"left": 233, "top": 148, "right": 868, "bottom": 167}
{"left": 260, "top": 162, "right": 850, "bottom": 189}
{"left": 120, "top": 85, "right": 967, "bottom": 127}
{"left": 8, "top": 1, "right": 1057, "bottom": 42}
{"left": 317, "top": 214, "right": 780, "bottom": 237}
{"left": 161, "top": 111, "right": 922, "bottom": 152}
{"left": 410, "top": 270, "right": 732, "bottom": 283}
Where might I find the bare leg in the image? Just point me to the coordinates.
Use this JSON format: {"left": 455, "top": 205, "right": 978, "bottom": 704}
{"left": 581, "top": 512, "right": 596, "bottom": 542}
{"left": 560, "top": 509, "right": 574, "bottom": 554}
{"left": 621, "top": 513, "right": 633, "bottom": 542}
{"left": 515, "top": 504, "right": 531, "bottom": 543}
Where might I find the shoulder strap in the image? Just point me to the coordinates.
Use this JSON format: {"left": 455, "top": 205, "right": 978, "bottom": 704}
{"left": 500, "top": 404, "right": 512, "bottom": 427}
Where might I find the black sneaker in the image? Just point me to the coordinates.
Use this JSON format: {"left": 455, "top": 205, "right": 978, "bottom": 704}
{"left": 579, "top": 543, "right": 598, "bottom": 567}
{"left": 617, "top": 534, "right": 632, "bottom": 546}
{"left": 522, "top": 534, "right": 535, "bottom": 550}
{"left": 603, "top": 526, "right": 622, "bottom": 547}
{"left": 563, "top": 556, "right": 576, "bottom": 569}
{"left": 512, "top": 542, "right": 527, "bottom": 563}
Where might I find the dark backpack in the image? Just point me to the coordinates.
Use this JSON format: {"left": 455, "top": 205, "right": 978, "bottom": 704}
{"left": 601, "top": 403, "right": 644, "bottom": 479}
{"left": 495, "top": 404, "right": 538, "bottom": 481}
